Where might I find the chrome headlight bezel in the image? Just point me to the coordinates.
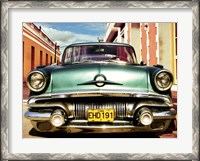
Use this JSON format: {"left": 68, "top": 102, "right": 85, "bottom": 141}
{"left": 154, "top": 70, "right": 173, "bottom": 91}
{"left": 26, "top": 71, "right": 47, "bottom": 92}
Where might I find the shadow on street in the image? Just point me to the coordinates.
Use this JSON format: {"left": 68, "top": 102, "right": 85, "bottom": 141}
{"left": 29, "top": 128, "right": 160, "bottom": 138}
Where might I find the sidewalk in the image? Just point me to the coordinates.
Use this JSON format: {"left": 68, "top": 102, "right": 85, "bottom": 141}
{"left": 171, "top": 85, "right": 177, "bottom": 111}
{"left": 23, "top": 82, "right": 30, "bottom": 100}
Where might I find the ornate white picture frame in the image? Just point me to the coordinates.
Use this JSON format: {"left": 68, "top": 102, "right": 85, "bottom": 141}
{"left": 1, "top": 1, "right": 199, "bottom": 160}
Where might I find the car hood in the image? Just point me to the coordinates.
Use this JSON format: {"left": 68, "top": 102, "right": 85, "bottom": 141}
{"left": 50, "top": 63, "right": 149, "bottom": 94}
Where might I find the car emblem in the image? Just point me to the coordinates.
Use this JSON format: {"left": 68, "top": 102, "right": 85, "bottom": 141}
{"left": 77, "top": 74, "right": 123, "bottom": 87}
{"left": 94, "top": 75, "right": 106, "bottom": 87}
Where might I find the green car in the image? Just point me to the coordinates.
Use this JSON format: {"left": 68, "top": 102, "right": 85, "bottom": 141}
{"left": 25, "top": 42, "right": 176, "bottom": 133}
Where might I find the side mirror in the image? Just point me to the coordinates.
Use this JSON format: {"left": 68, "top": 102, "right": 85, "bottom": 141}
{"left": 140, "top": 61, "right": 146, "bottom": 66}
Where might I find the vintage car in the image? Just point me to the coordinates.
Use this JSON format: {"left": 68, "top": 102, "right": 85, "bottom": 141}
{"left": 25, "top": 42, "right": 176, "bottom": 133}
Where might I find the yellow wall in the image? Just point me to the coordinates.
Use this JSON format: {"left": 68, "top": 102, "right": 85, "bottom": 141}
{"left": 130, "top": 23, "right": 141, "bottom": 62}
{"left": 158, "top": 23, "right": 177, "bottom": 84}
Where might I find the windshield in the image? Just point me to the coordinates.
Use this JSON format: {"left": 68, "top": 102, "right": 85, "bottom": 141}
{"left": 61, "top": 44, "right": 137, "bottom": 65}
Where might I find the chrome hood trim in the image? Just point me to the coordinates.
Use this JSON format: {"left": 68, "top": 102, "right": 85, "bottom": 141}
{"left": 28, "top": 90, "right": 172, "bottom": 105}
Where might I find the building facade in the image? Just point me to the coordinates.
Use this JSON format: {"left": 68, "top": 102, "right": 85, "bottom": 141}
{"left": 23, "top": 23, "right": 61, "bottom": 82}
{"left": 104, "top": 23, "right": 177, "bottom": 84}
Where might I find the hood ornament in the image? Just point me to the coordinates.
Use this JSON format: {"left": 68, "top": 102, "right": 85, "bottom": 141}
{"left": 78, "top": 74, "right": 123, "bottom": 87}
{"left": 94, "top": 75, "right": 106, "bottom": 87}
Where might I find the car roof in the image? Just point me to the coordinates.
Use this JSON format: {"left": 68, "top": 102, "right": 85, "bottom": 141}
{"left": 65, "top": 42, "right": 134, "bottom": 48}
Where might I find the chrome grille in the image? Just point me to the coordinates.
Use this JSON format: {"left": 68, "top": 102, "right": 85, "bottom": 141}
{"left": 73, "top": 102, "right": 127, "bottom": 120}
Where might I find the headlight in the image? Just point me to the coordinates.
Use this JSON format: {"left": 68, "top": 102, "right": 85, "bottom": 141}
{"left": 154, "top": 70, "right": 173, "bottom": 91}
{"left": 27, "top": 71, "right": 46, "bottom": 92}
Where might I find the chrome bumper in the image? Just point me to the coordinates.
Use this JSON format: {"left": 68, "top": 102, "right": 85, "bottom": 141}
{"left": 60, "top": 123, "right": 172, "bottom": 133}
{"left": 25, "top": 107, "right": 176, "bottom": 121}
{"left": 25, "top": 91, "right": 175, "bottom": 133}
{"left": 25, "top": 108, "right": 176, "bottom": 133}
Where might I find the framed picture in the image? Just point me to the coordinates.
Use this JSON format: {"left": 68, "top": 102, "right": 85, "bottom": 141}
{"left": 1, "top": 0, "right": 199, "bottom": 160}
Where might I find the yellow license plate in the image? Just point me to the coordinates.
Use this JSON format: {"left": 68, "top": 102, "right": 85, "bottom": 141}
{"left": 88, "top": 109, "right": 114, "bottom": 122}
